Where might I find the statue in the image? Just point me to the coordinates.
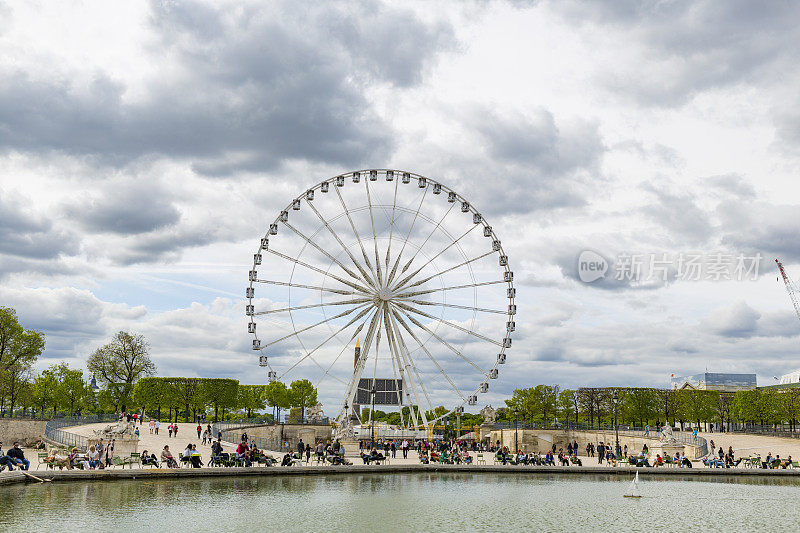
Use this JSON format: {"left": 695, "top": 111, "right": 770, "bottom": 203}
{"left": 333, "top": 415, "right": 355, "bottom": 440}
{"left": 93, "top": 421, "right": 137, "bottom": 439}
{"left": 306, "top": 402, "right": 325, "bottom": 423}
{"left": 480, "top": 405, "right": 497, "bottom": 425}
{"left": 659, "top": 424, "right": 680, "bottom": 444}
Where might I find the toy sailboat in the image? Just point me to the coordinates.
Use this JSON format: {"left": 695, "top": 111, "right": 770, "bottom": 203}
{"left": 624, "top": 471, "right": 642, "bottom": 498}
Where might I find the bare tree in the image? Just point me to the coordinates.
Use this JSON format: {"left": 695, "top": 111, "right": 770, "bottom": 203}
{"left": 87, "top": 331, "right": 156, "bottom": 386}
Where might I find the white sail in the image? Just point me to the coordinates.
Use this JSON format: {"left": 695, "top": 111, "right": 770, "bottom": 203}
{"left": 625, "top": 471, "right": 640, "bottom": 497}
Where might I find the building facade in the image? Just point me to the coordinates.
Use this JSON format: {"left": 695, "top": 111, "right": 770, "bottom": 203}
{"left": 670, "top": 372, "right": 756, "bottom": 392}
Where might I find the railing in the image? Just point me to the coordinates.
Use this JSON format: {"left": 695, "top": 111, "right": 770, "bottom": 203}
{"left": 44, "top": 414, "right": 117, "bottom": 451}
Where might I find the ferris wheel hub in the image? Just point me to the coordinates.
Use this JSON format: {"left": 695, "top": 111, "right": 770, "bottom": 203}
{"left": 377, "top": 287, "right": 393, "bottom": 301}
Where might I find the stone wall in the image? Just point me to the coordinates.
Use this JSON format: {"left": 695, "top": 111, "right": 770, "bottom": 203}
{"left": 488, "top": 428, "right": 701, "bottom": 458}
{"left": 243, "top": 424, "right": 332, "bottom": 444}
{"left": 0, "top": 419, "right": 47, "bottom": 447}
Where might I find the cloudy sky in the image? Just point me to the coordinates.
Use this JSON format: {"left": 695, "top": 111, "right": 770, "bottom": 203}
{"left": 1, "top": 0, "right": 799, "bottom": 411}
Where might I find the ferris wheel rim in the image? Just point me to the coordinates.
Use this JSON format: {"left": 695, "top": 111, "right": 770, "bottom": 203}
{"left": 247, "top": 169, "right": 516, "bottom": 429}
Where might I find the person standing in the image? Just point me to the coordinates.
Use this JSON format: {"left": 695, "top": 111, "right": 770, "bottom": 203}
{"left": 168, "top": 424, "right": 173, "bottom": 438}
{"left": 597, "top": 442, "right": 604, "bottom": 464}
{"left": 297, "top": 438, "right": 305, "bottom": 459}
{"left": 174, "top": 424, "right": 179, "bottom": 438}
{"left": 197, "top": 424, "right": 202, "bottom": 439}
{"left": 155, "top": 420, "right": 160, "bottom": 435}
{"left": 305, "top": 443, "right": 311, "bottom": 463}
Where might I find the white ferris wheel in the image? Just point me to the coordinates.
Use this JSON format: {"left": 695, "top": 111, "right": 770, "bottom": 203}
{"left": 246, "top": 169, "right": 515, "bottom": 433}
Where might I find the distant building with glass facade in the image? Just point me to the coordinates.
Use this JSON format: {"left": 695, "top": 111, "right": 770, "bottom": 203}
{"left": 670, "top": 372, "right": 757, "bottom": 392}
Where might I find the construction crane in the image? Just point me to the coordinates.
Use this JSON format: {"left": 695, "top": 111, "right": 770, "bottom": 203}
{"left": 776, "top": 258, "right": 800, "bottom": 325}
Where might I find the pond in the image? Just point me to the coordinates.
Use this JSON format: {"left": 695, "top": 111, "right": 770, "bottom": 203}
{"left": 2, "top": 472, "right": 798, "bottom": 532}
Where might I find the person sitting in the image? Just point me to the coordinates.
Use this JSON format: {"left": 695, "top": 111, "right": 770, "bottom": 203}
{"left": 558, "top": 452, "right": 569, "bottom": 466}
{"left": 189, "top": 444, "right": 203, "bottom": 468}
{"left": 654, "top": 454, "right": 664, "bottom": 467}
{"left": 281, "top": 453, "right": 294, "bottom": 466}
{"left": 462, "top": 451, "right": 473, "bottom": 464}
{"left": 141, "top": 450, "right": 160, "bottom": 467}
{"left": 68, "top": 447, "right": 86, "bottom": 470}
{"left": 237, "top": 440, "right": 250, "bottom": 467}
{"left": 0, "top": 442, "right": 15, "bottom": 471}
{"left": 7, "top": 442, "right": 29, "bottom": 470}
{"left": 680, "top": 454, "right": 692, "bottom": 468}
{"left": 570, "top": 455, "right": 582, "bottom": 466}
{"left": 544, "top": 452, "right": 555, "bottom": 466}
{"left": 419, "top": 451, "right": 430, "bottom": 464}
{"left": 162, "top": 445, "right": 178, "bottom": 468}
{"left": 87, "top": 445, "right": 100, "bottom": 469}
{"left": 368, "top": 447, "right": 385, "bottom": 464}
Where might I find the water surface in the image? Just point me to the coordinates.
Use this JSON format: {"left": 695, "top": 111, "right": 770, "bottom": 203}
{"left": 1, "top": 472, "right": 797, "bottom": 532}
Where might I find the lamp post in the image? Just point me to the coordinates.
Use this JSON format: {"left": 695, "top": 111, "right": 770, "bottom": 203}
{"left": 514, "top": 409, "right": 519, "bottom": 454}
{"left": 612, "top": 391, "right": 620, "bottom": 456}
{"left": 370, "top": 383, "right": 376, "bottom": 446}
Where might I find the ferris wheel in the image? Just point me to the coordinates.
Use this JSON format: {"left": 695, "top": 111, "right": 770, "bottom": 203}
{"left": 246, "top": 169, "right": 515, "bottom": 432}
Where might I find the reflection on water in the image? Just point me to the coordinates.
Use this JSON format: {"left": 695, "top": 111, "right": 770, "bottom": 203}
{"left": 2, "top": 473, "right": 800, "bottom": 532}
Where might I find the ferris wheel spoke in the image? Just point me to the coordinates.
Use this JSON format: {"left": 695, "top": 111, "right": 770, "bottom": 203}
{"left": 364, "top": 179, "right": 383, "bottom": 286}
{"left": 253, "top": 278, "right": 366, "bottom": 297}
{"left": 393, "top": 201, "right": 457, "bottom": 284}
{"left": 282, "top": 220, "right": 367, "bottom": 287}
{"left": 334, "top": 186, "right": 379, "bottom": 286}
{"left": 396, "top": 250, "right": 496, "bottom": 293}
{"left": 385, "top": 177, "right": 400, "bottom": 280}
{"left": 392, "top": 304, "right": 489, "bottom": 375}
{"left": 316, "top": 318, "right": 372, "bottom": 392}
{"left": 253, "top": 297, "right": 372, "bottom": 316}
{"left": 393, "top": 279, "right": 506, "bottom": 299}
{"left": 391, "top": 224, "right": 480, "bottom": 292}
{"left": 305, "top": 199, "right": 377, "bottom": 289}
{"left": 337, "top": 302, "right": 383, "bottom": 422}
{"left": 404, "top": 299, "right": 506, "bottom": 315}
{"left": 262, "top": 304, "right": 369, "bottom": 349}
{"left": 388, "top": 309, "right": 466, "bottom": 403}
{"left": 386, "top": 187, "right": 429, "bottom": 286}
{"left": 385, "top": 312, "right": 432, "bottom": 427}
{"left": 279, "top": 306, "right": 375, "bottom": 380}
{"left": 394, "top": 300, "right": 502, "bottom": 347}
{"left": 265, "top": 248, "right": 372, "bottom": 295}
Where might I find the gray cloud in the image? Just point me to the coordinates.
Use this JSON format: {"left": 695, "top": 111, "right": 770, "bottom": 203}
{"left": 550, "top": 1, "right": 800, "bottom": 106}
{"left": 64, "top": 182, "right": 180, "bottom": 235}
{"left": 0, "top": 189, "right": 79, "bottom": 259}
{"left": 0, "top": 1, "right": 454, "bottom": 176}
{"left": 701, "top": 300, "right": 760, "bottom": 338}
{"left": 640, "top": 182, "right": 714, "bottom": 245}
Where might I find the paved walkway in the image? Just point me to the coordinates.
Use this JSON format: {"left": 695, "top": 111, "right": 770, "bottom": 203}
{"left": 27, "top": 423, "right": 800, "bottom": 471}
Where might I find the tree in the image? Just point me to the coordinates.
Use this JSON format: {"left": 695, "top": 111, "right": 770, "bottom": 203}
{"left": 200, "top": 378, "right": 239, "bottom": 422}
{"left": 534, "top": 384, "right": 560, "bottom": 422}
{"left": 288, "top": 379, "right": 318, "bottom": 423}
{"left": 678, "top": 389, "right": 718, "bottom": 430}
{"left": 55, "top": 363, "right": 92, "bottom": 414}
{"left": 32, "top": 367, "right": 59, "bottom": 417}
{"left": 558, "top": 389, "right": 579, "bottom": 424}
{"left": 133, "top": 377, "right": 172, "bottom": 420}
{"left": 264, "top": 381, "right": 290, "bottom": 422}
{"left": 0, "top": 307, "right": 45, "bottom": 416}
{"left": 505, "top": 387, "right": 537, "bottom": 420}
{"left": 620, "top": 388, "right": 658, "bottom": 427}
{"left": 87, "top": 331, "right": 156, "bottom": 391}
{"left": 238, "top": 385, "right": 267, "bottom": 418}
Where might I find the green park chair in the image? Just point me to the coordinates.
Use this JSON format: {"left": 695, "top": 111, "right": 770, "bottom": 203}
{"left": 476, "top": 453, "right": 485, "bottom": 465}
{"left": 37, "top": 452, "right": 51, "bottom": 470}
{"left": 129, "top": 452, "right": 141, "bottom": 468}
{"left": 110, "top": 456, "right": 128, "bottom": 469}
